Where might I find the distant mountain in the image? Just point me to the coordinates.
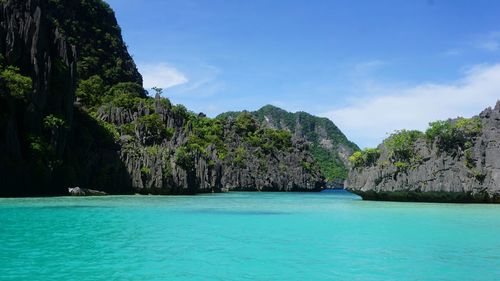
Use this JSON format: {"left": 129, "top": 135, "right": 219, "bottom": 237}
{"left": 218, "top": 105, "right": 359, "bottom": 181}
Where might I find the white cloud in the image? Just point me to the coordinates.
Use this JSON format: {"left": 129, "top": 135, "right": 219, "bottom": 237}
{"left": 139, "top": 63, "right": 188, "bottom": 90}
{"left": 168, "top": 64, "right": 224, "bottom": 98}
{"left": 324, "top": 64, "right": 500, "bottom": 148}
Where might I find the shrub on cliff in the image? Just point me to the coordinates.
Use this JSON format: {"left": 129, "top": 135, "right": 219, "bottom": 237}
{"left": 235, "top": 112, "right": 258, "bottom": 135}
{"left": 348, "top": 148, "right": 380, "bottom": 168}
{"left": 76, "top": 75, "right": 105, "bottom": 107}
{"left": 175, "top": 146, "right": 195, "bottom": 170}
{"left": 107, "top": 82, "right": 144, "bottom": 98}
{"left": 43, "top": 115, "right": 68, "bottom": 132}
{"left": 261, "top": 129, "right": 292, "bottom": 150}
{"left": 136, "top": 113, "right": 172, "bottom": 144}
{"left": 233, "top": 146, "right": 247, "bottom": 167}
{"left": 426, "top": 117, "right": 482, "bottom": 152}
{"left": 186, "top": 116, "right": 226, "bottom": 157}
{"left": 244, "top": 128, "right": 292, "bottom": 153}
{"left": 0, "top": 66, "right": 32, "bottom": 100}
{"left": 384, "top": 130, "right": 423, "bottom": 163}
{"left": 172, "top": 104, "right": 189, "bottom": 119}
{"left": 100, "top": 82, "right": 145, "bottom": 109}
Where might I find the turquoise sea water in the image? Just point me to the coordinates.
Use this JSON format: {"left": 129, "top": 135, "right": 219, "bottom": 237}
{"left": 1, "top": 191, "right": 499, "bottom": 281}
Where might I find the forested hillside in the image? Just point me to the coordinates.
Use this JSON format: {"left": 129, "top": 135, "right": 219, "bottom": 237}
{"left": 218, "top": 105, "right": 359, "bottom": 182}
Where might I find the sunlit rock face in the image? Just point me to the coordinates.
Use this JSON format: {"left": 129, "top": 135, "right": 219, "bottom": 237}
{"left": 94, "top": 100, "right": 325, "bottom": 194}
{"left": 347, "top": 101, "right": 500, "bottom": 203}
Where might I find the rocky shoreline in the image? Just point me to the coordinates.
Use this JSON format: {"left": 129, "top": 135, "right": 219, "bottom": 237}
{"left": 347, "top": 101, "right": 500, "bottom": 203}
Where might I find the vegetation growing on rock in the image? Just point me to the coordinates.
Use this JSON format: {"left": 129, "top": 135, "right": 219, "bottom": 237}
{"left": 0, "top": 66, "right": 33, "bottom": 100}
{"left": 47, "top": 0, "right": 142, "bottom": 87}
{"left": 426, "top": 117, "right": 482, "bottom": 152}
{"left": 0, "top": 0, "right": 324, "bottom": 196}
{"left": 217, "top": 105, "right": 358, "bottom": 181}
{"left": 348, "top": 148, "right": 380, "bottom": 168}
{"left": 349, "top": 117, "right": 483, "bottom": 171}
{"left": 346, "top": 108, "right": 500, "bottom": 203}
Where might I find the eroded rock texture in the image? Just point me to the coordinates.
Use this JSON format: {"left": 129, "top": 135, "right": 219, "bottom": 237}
{"left": 347, "top": 101, "right": 500, "bottom": 203}
{"left": 0, "top": 0, "right": 324, "bottom": 196}
{"left": 90, "top": 97, "right": 324, "bottom": 195}
{"left": 0, "top": 0, "right": 76, "bottom": 196}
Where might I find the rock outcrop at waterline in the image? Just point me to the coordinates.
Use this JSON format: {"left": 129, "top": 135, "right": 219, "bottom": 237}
{"left": 68, "top": 187, "right": 107, "bottom": 196}
{"left": 89, "top": 95, "right": 324, "bottom": 194}
{"left": 346, "top": 101, "right": 500, "bottom": 203}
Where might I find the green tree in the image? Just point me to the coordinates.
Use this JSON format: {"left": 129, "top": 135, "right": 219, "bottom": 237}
{"left": 0, "top": 66, "right": 32, "bottom": 99}
{"left": 152, "top": 87, "right": 163, "bottom": 96}
{"left": 384, "top": 130, "right": 423, "bottom": 162}
{"left": 348, "top": 151, "right": 364, "bottom": 167}
{"left": 172, "top": 104, "right": 189, "bottom": 119}
{"left": 76, "top": 75, "right": 105, "bottom": 107}
{"left": 348, "top": 148, "right": 380, "bottom": 168}
{"left": 102, "top": 82, "right": 144, "bottom": 109}
{"left": 235, "top": 112, "right": 258, "bottom": 135}
{"left": 107, "top": 82, "right": 144, "bottom": 97}
{"left": 175, "top": 146, "right": 194, "bottom": 170}
{"left": 43, "top": 115, "right": 67, "bottom": 130}
{"left": 136, "top": 113, "right": 172, "bottom": 144}
{"left": 425, "top": 117, "right": 482, "bottom": 151}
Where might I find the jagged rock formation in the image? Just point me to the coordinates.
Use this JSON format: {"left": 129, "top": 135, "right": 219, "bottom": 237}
{"left": 347, "top": 101, "right": 500, "bottom": 203}
{"left": 218, "top": 105, "right": 359, "bottom": 181}
{"left": 0, "top": 0, "right": 324, "bottom": 196}
{"left": 0, "top": 0, "right": 77, "bottom": 196}
{"left": 46, "top": 0, "right": 142, "bottom": 86}
{"left": 90, "top": 98, "right": 324, "bottom": 194}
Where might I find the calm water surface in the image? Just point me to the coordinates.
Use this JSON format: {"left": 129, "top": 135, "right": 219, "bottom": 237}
{"left": 1, "top": 191, "right": 499, "bottom": 281}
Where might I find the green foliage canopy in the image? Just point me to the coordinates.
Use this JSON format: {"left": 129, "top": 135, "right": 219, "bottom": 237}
{"left": 136, "top": 113, "right": 172, "bottom": 143}
{"left": 0, "top": 66, "right": 32, "bottom": 99}
{"left": 348, "top": 148, "right": 380, "bottom": 168}
{"left": 426, "top": 117, "right": 482, "bottom": 151}
{"left": 76, "top": 75, "right": 105, "bottom": 107}
{"left": 384, "top": 130, "right": 424, "bottom": 162}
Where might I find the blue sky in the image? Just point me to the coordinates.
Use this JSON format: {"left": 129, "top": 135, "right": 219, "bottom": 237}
{"left": 107, "top": 0, "right": 500, "bottom": 147}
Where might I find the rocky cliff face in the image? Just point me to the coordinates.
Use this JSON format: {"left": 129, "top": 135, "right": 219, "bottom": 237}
{"left": 0, "top": 0, "right": 324, "bottom": 196}
{"left": 46, "top": 0, "right": 142, "bottom": 86}
{"left": 0, "top": 0, "right": 76, "bottom": 196}
{"left": 347, "top": 101, "right": 500, "bottom": 203}
{"left": 88, "top": 97, "right": 324, "bottom": 194}
{"left": 218, "top": 105, "right": 359, "bottom": 182}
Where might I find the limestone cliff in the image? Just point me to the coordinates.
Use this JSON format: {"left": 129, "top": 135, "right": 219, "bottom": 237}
{"left": 0, "top": 0, "right": 76, "bottom": 196}
{"left": 0, "top": 0, "right": 324, "bottom": 196}
{"left": 83, "top": 98, "right": 324, "bottom": 194}
{"left": 218, "top": 105, "right": 359, "bottom": 182}
{"left": 347, "top": 101, "right": 500, "bottom": 203}
{"left": 46, "top": 0, "right": 142, "bottom": 86}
